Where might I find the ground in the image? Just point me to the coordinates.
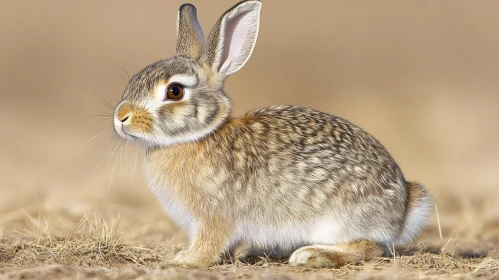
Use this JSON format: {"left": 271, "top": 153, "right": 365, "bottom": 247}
{"left": 1, "top": 180, "right": 498, "bottom": 279}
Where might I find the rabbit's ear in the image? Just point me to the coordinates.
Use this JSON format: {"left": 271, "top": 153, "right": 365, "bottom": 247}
{"left": 203, "top": 0, "right": 261, "bottom": 78}
{"left": 176, "top": 4, "right": 205, "bottom": 59}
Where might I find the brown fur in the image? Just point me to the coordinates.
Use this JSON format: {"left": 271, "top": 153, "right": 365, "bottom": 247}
{"left": 116, "top": 103, "right": 132, "bottom": 121}
{"left": 407, "top": 182, "right": 428, "bottom": 208}
{"left": 128, "top": 106, "right": 154, "bottom": 134}
{"left": 160, "top": 101, "right": 191, "bottom": 116}
{"left": 176, "top": 4, "right": 204, "bottom": 59}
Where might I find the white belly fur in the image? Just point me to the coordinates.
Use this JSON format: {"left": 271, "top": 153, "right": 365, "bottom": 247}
{"left": 146, "top": 175, "right": 391, "bottom": 254}
{"left": 149, "top": 193, "right": 380, "bottom": 255}
{"left": 229, "top": 214, "right": 377, "bottom": 256}
{"left": 147, "top": 179, "right": 198, "bottom": 241}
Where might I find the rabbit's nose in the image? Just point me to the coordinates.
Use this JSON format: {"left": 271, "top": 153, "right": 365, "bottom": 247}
{"left": 118, "top": 114, "right": 130, "bottom": 123}
{"left": 116, "top": 103, "right": 133, "bottom": 123}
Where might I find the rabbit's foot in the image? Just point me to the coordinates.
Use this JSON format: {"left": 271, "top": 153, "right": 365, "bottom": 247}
{"left": 171, "top": 249, "right": 215, "bottom": 268}
{"left": 172, "top": 249, "right": 189, "bottom": 262}
{"left": 289, "top": 240, "right": 384, "bottom": 268}
{"left": 171, "top": 220, "right": 234, "bottom": 267}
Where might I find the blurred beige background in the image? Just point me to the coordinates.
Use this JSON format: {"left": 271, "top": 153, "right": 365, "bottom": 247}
{"left": 1, "top": 0, "right": 498, "bottom": 231}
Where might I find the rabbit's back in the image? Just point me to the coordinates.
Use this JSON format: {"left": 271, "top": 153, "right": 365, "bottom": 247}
{"left": 211, "top": 105, "right": 407, "bottom": 202}
{"left": 225, "top": 105, "right": 404, "bottom": 189}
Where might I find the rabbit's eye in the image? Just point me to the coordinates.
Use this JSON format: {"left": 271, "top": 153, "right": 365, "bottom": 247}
{"left": 165, "top": 83, "right": 184, "bottom": 100}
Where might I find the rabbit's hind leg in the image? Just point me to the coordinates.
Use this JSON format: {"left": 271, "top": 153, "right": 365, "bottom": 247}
{"left": 288, "top": 240, "right": 384, "bottom": 268}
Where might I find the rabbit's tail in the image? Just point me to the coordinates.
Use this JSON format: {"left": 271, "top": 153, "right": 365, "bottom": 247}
{"left": 397, "top": 181, "right": 433, "bottom": 244}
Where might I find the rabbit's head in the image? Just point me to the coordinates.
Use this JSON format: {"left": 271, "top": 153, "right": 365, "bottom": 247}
{"left": 114, "top": 1, "right": 261, "bottom": 147}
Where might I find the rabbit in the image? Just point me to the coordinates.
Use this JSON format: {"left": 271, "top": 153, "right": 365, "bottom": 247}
{"left": 112, "top": 0, "right": 433, "bottom": 268}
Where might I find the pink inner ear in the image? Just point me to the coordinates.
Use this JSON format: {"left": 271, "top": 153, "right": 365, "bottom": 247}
{"left": 219, "top": 10, "right": 253, "bottom": 72}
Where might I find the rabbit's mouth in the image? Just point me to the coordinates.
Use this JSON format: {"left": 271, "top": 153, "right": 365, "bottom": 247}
{"left": 113, "top": 117, "right": 136, "bottom": 141}
{"left": 120, "top": 126, "right": 133, "bottom": 138}
{"left": 120, "top": 126, "right": 141, "bottom": 142}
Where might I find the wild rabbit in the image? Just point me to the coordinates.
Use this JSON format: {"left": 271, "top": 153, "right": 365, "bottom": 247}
{"left": 113, "top": 0, "right": 432, "bottom": 268}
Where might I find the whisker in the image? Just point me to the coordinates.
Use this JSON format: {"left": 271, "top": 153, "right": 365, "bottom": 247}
{"left": 109, "top": 134, "right": 122, "bottom": 157}
{"left": 111, "top": 137, "right": 126, "bottom": 190}
{"left": 94, "top": 93, "right": 117, "bottom": 110}
{"left": 91, "top": 153, "right": 109, "bottom": 174}
{"left": 95, "top": 128, "right": 116, "bottom": 147}
{"left": 118, "top": 137, "right": 125, "bottom": 168}
{"left": 131, "top": 144, "right": 139, "bottom": 179}
{"left": 90, "top": 110, "right": 114, "bottom": 115}
{"left": 90, "top": 114, "right": 113, "bottom": 117}
{"left": 119, "top": 73, "right": 128, "bottom": 81}
{"left": 108, "top": 148, "right": 118, "bottom": 195}
{"left": 90, "top": 115, "right": 114, "bottom": 119}
{"left": 107, "top": 136, "right": 127, "bottom": 194}
{"left": 91, "top": 132, "right": 120, "bottom": 174}
{"left": 78, "top": 131, "right": 108, "bottom": 148}
{"left": 120, "top": 66, "right": 131, "bottom": 81}
{"left": 125, "top": 141, "right": 129, "bottom": 165}
{"left": 101, "top": 94, "right": 116, "bottom": 106}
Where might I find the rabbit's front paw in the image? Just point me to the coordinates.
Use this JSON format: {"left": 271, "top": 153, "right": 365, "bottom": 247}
{"left": 172, "top": 249, "right": 189, "bottom": 262}
{"left": 171, "top": 249, "right": 214, "bottom": 268}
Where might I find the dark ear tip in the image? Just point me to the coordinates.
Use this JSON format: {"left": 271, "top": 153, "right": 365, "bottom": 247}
{"left": 238, "top": 0, "right": 262, "bottom": 4}
{"left": 179, "top": 3, "right": 197, "bottom": 14}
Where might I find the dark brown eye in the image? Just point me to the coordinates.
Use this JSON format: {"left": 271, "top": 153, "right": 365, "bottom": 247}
{"left": 166, "top": 83, "right": 184, "bottom": 100}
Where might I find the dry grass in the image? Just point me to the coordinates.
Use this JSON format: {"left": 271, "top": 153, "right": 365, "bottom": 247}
{"left": 1, "top": 196, "right": 498, "bottom": 279}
